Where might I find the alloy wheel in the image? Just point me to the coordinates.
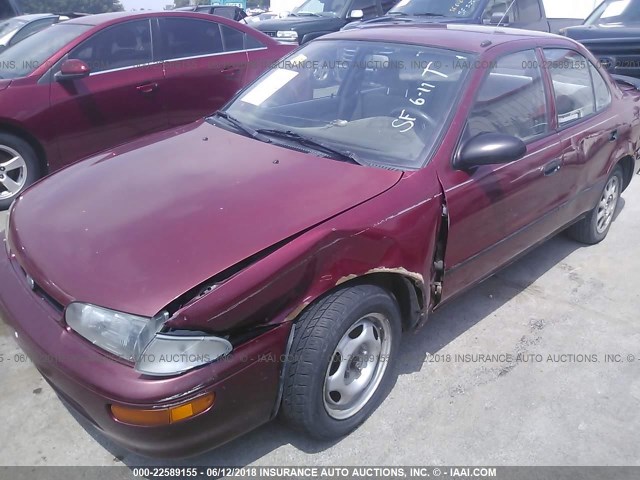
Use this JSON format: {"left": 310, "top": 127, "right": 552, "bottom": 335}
{"left": 0, "top": 145, "right": 27, "bottom": 201}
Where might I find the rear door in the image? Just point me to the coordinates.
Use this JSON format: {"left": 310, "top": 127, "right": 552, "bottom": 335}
{"left": 438, "top": 49, "right": 566, "bottom": 301}
{"left": 542, "top": 48, "right": 622, "bottom": 225}
{"left": 158, "top": 17, "right": 249, "bottom": 126}
{"left": 48, "top": 19, "right": 167, "bottom": 163}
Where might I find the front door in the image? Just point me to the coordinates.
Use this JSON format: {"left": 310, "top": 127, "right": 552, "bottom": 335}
{"left": 438, "top": 49, "right": 566, "bottom": 301}
{"left": 47, "top": 19, "right": 166, "bottom": 166}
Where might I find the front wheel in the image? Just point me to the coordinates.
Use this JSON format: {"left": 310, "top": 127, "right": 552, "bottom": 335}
{"left": 280, "top": 284, "right": 401, "bottom": 439}
{"left": 0, "top": 133, "right": 41, "bottom": 210}
{"left": 567, "top": 165, "right": 624, "bottom": 245}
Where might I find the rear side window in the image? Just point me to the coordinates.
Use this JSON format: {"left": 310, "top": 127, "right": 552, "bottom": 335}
{"left": 544, "top": 49, "right": 596, "bottom": 127}
{"left": 69, "top": 20, "right": 153, "bottom": 73}
{"left": 160, "top": 18, "right": 223, "bottom": 60}
{"left": 467, "top": 49, "right": 549, "bottom": 142}
{"left": 220, "top": 24, "right": 244, "bottom": 52}
{"left": 589, "top": 62, "right": 612, "bottom": 111}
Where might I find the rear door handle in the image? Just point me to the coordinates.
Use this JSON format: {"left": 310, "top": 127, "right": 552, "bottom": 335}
{"left": 609, "top": 129, "right": 618, "bottom": 142}
{"left": 136, "top": 82, "right": 158, "bottom": 94}
{"left": 543, "top": 159, "right": 562, "bottom": 176}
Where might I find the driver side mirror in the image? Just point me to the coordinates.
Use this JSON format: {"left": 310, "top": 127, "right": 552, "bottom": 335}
{"left": 348, "top": 9, "right": 364, "bottom": 20}
{"left": 488, "top": 11, "right": 507, "bottom": 25}
{"left": 54, "top": 59, "right": 91, "bottom": 82}
{"left": 455, "top": 132, "right": 526, "bottom": 170}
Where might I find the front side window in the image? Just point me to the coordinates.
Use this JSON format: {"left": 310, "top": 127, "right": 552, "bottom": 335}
{"left": 482, "top": 0, "right": 516, "bottom": 24}
{"left": 351, "top": 0, "right": 379, "bottom": 18}
{"left": 585, "top": 0, "right": 640, "bottom": 24}
{"left": 220, "top": 40, "right": 472, "bottom": 168}
{"left": 467, "top": 50, "right": 548, "bottom": 142}
{"left": 391, "top": 0, "right": 484, "bottom": 18}
{"left": 293, "top": 0, "right": 348, "bottom": 17}
{"left": 0, "top": 23, "right": 92, "bottom": 79}
{"left": 69, "top": 20, "right": 153, "bottom": 73}
{"left": 544, "top": 49, "right": 596, "bottom": 127}
{"left": 160, "top": 18, "right": 222, "bottom": 60}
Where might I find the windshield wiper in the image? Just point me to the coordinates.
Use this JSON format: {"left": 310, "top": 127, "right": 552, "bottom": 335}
{"left": 387, "top": 11, "right": 408, "bottom": 15}
{"left": 257, "top": 129, "right": 363, "bottom": 165}
{"left": 209, "top": 111, "right": 272, "bottom": 143}
{"left": 296, "top": 11, "right": 321, "bottom": 16}
{"left": 414, "top": 12, "right": 445, "bottom": 16}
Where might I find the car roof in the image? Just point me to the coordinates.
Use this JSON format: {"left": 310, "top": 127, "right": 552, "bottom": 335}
{"left": 323, "top": 24, "right": 569, "bottom": 54}
{"left": 63, "top": 10, "right": 221, "bottom": 26}
{"left": 13, "top": 13, "right": 57, "bottom": 21}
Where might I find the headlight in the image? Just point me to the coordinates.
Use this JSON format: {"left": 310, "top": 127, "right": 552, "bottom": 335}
{"left": 65, "top": 303, "right": 232, "bottom": 376}
{"left": 65, "top": 303, "right": 162, "bottom": 361}
{"left": 276, "top": 30, "right": 298, "bottom": 40}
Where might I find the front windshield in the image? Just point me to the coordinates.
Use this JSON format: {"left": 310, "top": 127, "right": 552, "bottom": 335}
{"left": 293, "top": 0, "right": 346, "bottom": 17}
{"left": 0, "top": 18, "right": 27, "bottom": 44}
{"left": 221, "top": 40, "right": 473, "bottom": 169}
{"left": 0, "top": 23, "right": 91, "bottom": 79}
{"left": 585, "top": 0, "right": 640, "bottom": 24}
{"left": 390, "top": 0, "right": 483, "bottom": 17}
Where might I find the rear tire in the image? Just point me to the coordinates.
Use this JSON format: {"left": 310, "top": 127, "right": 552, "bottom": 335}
{"left": 280, "top": 284, "right": 401, "bottom": 440}
{"left": 0, "top": 133, "right": 41, "bottom": 210}
{"left": 567, "top": 165, "right": 623, "bottom": 245}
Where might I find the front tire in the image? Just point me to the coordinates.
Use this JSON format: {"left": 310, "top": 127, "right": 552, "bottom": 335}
{"left": 567, "top": 165, "right": 623, "bottom": 245}
{"left": 280, "top": 284, "right": 401, "bottom": 439}
{"left": 0, "top": 133, "right": 40, "bottom": 210}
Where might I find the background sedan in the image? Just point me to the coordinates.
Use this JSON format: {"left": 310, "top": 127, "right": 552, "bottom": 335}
{"left": 0, "top": 13, "right": 88, "bottom": 53}
{"left": 0, "top": 11, "right": 292, "bottom": 209}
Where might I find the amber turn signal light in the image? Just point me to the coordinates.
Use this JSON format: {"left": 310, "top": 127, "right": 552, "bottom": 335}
{"left": 110, "top": 393, "right": 214, "bottom": 426}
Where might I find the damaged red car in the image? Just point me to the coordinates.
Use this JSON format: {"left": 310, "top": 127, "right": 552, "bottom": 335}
{"left": 1, "top": 25, "right": 639, "bottom": 457}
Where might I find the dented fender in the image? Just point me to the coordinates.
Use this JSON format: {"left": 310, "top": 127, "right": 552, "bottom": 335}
{"left": 165, "top": 169, "right": 445, "bottom": 334}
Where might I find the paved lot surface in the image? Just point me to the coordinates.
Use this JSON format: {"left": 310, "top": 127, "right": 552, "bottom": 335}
{"left": 0, "top": 180, "right": 639, "bottom": 468}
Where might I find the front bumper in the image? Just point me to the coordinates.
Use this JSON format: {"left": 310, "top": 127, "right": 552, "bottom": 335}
{"left": 0, "top": 241, "right": 292, "bottom": 457}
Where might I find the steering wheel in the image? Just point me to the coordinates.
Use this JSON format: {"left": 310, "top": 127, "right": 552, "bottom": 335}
{"left": 390, "top": 107, "right": 437, "bottom": 133}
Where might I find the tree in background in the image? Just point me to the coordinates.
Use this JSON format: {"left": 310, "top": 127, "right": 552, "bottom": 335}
{"left": 21, "top": 0, "right": 124, "bottom": 13}
{"left": 173, "top": 0, "right": 190, "bottom": 6}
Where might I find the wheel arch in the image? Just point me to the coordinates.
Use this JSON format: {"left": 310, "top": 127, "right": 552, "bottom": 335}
{"left": 0, "top": 120, "right": 48, "bottom": 175}
{"left": 615, "top": 154, "right": 635, "bottom": 191}
{"left": 289, "top": 270, "right": 428, "bottom": 332}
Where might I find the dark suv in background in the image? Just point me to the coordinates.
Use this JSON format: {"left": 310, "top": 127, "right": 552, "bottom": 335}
{"left": 343, "top": 0, "right": 582, "bottom": 33}
{"left": 254, "top": 0, "right": 396, "bottom": 45}
{"left": 562, "top": 0, "right": 640, "bottom": 79}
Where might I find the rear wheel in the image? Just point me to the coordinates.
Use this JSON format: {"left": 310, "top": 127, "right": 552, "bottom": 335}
{"left": 0, "top": 133, "right": 40, "bottom": 210}
{"left": 567, "top": 165, "right": 623, "bottom": 244}
{"left": 280, "top": 284, "right": 401, "bottom": 439}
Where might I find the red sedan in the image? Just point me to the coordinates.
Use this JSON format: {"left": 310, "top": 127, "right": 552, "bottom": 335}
{"left": 1, "top": 25, "right": 639, "bottom": 456}
{"left": 0, "top": 11, "right": 292, "bottom": 209}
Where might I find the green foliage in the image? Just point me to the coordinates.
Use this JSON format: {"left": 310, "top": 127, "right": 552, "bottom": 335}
{"left": 20, "top": 0, "right": 124, "bottom": 14}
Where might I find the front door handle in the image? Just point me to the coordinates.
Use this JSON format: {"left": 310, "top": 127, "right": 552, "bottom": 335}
{"left": 609, "top": 129, "right": 618, "bottom": 142}
{"left": 543, "top": 159, "right": 562, "bottom": 176}
{"left": 221, "top": 65, "right": 241, "bottom": 76}
{"left": 136, "top": 82, "right": 158, "bottom": 94}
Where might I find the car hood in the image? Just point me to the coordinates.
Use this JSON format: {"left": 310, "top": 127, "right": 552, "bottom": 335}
{"left": 255, "top": 15, "right": 343, "bottom": 31}
{"left": 563, "top": 23, "right": 640, "bottom": 41}
{"left": 344, "top": 15, "right": 477, "bottom": 30}
{"left": 9, "top": 121, "right": 402, "bottom": 317}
